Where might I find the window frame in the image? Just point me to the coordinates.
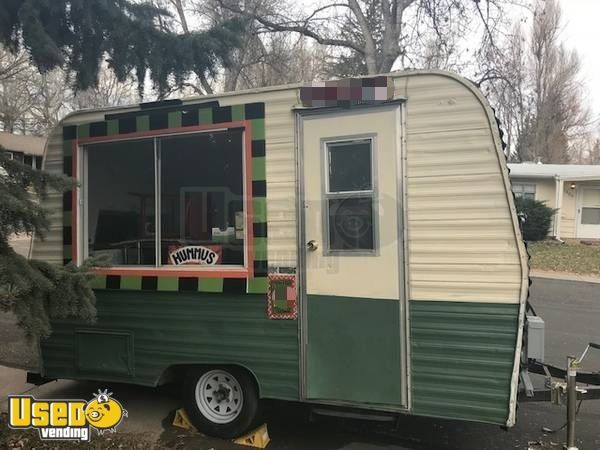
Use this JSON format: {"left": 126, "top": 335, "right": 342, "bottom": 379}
{"left": 512, "top": 182, "right": 536, "bottom": 200}
{"left": 321, "top": 134, "right": 379, "bottom": 256}
{"left": 580, "top": 187, "right": 600, "bottom": 225}
{"left": 72, "top": 121, "right": 255, "bottom": 279}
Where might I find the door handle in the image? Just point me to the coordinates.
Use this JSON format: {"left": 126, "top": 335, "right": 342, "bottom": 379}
{"left": 306, "top": 240, "right": 318, "bottom": 252}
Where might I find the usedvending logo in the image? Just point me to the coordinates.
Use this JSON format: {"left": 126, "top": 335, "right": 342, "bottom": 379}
{"left": 8, "top": 389, "right": 127, "bottom": 442}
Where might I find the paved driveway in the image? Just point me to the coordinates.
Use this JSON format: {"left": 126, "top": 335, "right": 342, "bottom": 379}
{"left": 1, "top": 277, "right": 599, "bottom": 449}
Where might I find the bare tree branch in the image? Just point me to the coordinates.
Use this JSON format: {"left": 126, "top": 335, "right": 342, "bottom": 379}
{"left": 216, "top": 0, "right": 365, "bottom": 54}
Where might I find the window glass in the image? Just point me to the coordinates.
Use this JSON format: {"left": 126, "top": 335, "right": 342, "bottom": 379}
{"left": 581, "top": 208, "right": 600, "bottom": 225}
{"left": 327, "top": 140, "right": 372, "bottom": 192}
{"left": 582, "top": 189, "right": 600, "bottom": 207}
{"left": 324, "top": 138, "right": 376, "bottom": 252}
{"left": 87, "top": 139, "right": 156, "bottom": 265}
{"left": 512, "top": 183, "right": 536, "bottom": 200}
{"left": 160, "top": 130, "right": 244, "bottom": 266}
{"left": 328, "top": 197, "right": 374, "bottom": 250}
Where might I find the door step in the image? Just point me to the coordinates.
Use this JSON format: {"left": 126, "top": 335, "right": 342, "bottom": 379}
{"left": 310, "top": 406, "right": 396, "bottom": 422}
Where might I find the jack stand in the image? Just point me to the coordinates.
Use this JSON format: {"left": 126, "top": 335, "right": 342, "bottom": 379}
{"left": 565, "top": 355, "right": 578, "bottom": 450}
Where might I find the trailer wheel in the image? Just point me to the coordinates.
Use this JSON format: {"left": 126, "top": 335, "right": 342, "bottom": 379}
{"left": 183, "top": 366, "right": 260, "bottom": 439}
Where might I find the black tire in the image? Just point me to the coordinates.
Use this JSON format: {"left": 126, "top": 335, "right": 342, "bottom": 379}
{"left": 183, "top": 366, "right": 260, "bottom": 439}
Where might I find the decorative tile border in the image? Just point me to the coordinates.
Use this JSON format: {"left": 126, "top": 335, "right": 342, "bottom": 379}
{"left": 267, "top": 273, "right": 297, "bottom": 320}
{"left": 61, "top": 127, "right": 76, "bottom": 266}
{"left": 62, "top": 102, "right": 268, "bottom": 294}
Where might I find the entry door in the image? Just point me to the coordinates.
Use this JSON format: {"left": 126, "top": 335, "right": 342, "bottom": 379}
{"left": 578, "top": 187, "right": 600, "bottom": 239}
{"left": 300, "top": 106, "right": 406, "bottom": 408}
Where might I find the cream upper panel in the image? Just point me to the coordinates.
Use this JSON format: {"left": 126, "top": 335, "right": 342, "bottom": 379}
{"left": 302, "top": 108, "right": 401, "bottom": 300}
{"left": 30, "top": 127, "right": 63, "bottom": 263}
{"left": 32, "top": 71, "right": 526, "bottom": 305}
{"left": 396, "top": 74, "right": 523, "bottom": 304}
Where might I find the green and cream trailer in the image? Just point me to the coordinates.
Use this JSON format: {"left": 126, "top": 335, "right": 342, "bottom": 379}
{"left": 29, "top": 69, "right": 529, "bottom": 438}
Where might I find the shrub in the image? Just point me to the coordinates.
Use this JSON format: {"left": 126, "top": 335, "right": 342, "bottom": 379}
{"left": 514, "top": 197, "right": 555, "bottom": 241}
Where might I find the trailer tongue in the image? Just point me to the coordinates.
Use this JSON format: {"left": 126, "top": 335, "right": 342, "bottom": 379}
{"left": 520, "top": 340, "right": 600, "bottom": 450}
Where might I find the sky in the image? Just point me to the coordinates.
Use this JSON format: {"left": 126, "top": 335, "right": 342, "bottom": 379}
{"left": 299, "top": 0, "right": 599, "bottom": 120}
{"left": 558, "top": 0, "right": 600, "bottom": 120}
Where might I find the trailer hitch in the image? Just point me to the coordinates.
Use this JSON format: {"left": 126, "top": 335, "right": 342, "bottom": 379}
{"left": 521, "top": 342, "right": 600, "bottom": 450}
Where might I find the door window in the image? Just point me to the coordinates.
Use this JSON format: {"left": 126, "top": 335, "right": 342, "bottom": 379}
{"left": 324, "top": 138, "right": 376, "bottom": 253}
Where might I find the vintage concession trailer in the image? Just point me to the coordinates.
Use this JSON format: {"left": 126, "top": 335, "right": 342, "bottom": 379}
{"left": 29, "top": 70, "right": 529, "bottom": 438}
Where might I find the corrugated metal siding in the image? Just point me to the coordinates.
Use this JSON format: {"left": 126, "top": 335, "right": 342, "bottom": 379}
{"left": 410, "top": 300, "right": 519, "bottom": 424}
{"left": 263, "top": 91, "right": 298, "bottom": 267}
{"left": 42, "top": 291, "right": 299, "bottom": 400}
{"left": 30, "top": 128, "right": 63, "bottom": 263}
{"left": 396, "top": 74, "right": 523, "bottom": 304}
{"left": 32, "top": 73, "right": 524, "bottom": 304}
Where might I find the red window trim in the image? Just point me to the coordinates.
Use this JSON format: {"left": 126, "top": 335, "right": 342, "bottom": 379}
{"left": 72, "top": 121, "right": 254, "bottom": 278}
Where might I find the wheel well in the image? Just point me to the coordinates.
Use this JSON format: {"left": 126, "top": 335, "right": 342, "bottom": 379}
{"left": 157, "top": 363, "right": 261, "bottom": 396}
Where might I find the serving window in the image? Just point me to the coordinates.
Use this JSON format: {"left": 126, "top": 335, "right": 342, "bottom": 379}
{"left": 82, "top": 127, "right": 249, "bottom": 272}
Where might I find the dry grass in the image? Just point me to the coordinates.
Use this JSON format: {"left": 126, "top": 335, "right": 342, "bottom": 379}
{"left": 527, "top": 240, "right": 600, "bottom": 275}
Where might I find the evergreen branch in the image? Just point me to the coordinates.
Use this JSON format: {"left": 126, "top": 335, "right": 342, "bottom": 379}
{"left": 0, "top": 0, "right": 246, "bottom": 96}
{"left": 0, "top": 143, "right": 96, "bottom": 341}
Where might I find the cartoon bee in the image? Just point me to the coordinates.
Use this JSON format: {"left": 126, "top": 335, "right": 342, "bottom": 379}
{"left": 84, "top": 389, "right": 127, "bottom": 433}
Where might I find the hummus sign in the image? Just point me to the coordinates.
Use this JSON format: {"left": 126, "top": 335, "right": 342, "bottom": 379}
{"left": 168, "top": 245, "right": 222, "bottom": 265}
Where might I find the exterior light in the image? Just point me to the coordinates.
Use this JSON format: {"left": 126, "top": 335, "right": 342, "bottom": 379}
{"left": 570, "top": 182, "right": 576, "bottom": 189}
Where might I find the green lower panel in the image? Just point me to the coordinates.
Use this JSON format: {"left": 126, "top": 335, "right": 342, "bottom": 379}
{"left": 41, "top": 291, "right": 299, "bottom": 400}
{"left": 410, "top": 301, "right": 519, "bottom": 425}
{"left": 306, "top": 295, "right": 403, "bottom": 406}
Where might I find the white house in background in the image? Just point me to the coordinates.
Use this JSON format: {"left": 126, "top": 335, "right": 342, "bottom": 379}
{"left": 508, "top": 163, "right": 600, "bottom": 240}
{"left": 0, "top": 132, "right": 45, "bottom": 169}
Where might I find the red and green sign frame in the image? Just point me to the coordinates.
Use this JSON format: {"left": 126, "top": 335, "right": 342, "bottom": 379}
{"left": 61, "top": 102, "right": 268, "bottom": 294}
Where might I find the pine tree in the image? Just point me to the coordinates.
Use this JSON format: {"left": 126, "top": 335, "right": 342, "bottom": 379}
{"left": 0, "top": 0, "right": 245, "bottom": 95}
{"left": 0, "top": 148, "right": 96, "bottom": 340}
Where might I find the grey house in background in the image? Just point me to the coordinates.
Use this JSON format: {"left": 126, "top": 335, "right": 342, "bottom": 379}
{"left": 2, "top": 132, "right": 46, "bottom": 257}
{"left": 508, "top": 163, "right": 600, "bottom": 240}
{"left": 0, "top": 132, "right": 45, "bottom": 169}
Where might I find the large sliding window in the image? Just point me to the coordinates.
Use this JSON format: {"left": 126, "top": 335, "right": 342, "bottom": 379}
{"left": 85, "top": 129, "right": 246, "bottom": 268}
{"left": 87, "top": 140, "right": 156, "bottom": 265}
{"left": 159, "top": 130, "right": 244, "bottom": 266}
